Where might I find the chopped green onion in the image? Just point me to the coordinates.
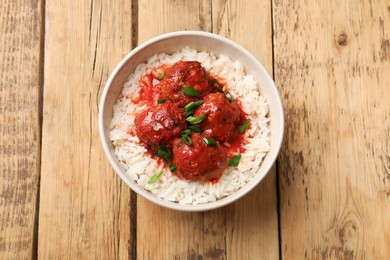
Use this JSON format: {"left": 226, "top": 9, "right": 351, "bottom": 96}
{"left": 148, "top": 170, "right": 163, "bottom": 184}
{"left": 202, "top": 137, "right": 217, "bottom": 146}
{"left": 210, "top": 79, "right": 234, "bottom": 101}
{"left": 184, "top": 100, "right": 203, "bottom": 113}
{"left": 188, "top": 125, "right": 203, "bottom": 133}
{"left": 181, "top": 129, "right": 191, "bottom": 136}
{"left": 224, "top": 91, "right": 235, "bottom": 102}
{"left": 184, "top": 100, "right": 203, "bottom": 117}
{"left": 239, "top": 119, "right": 251, "bottom": 133}
{"left": 186, "top": 114, "right": 207, "bottom": 124}
{"left": 169, "top": 164, "right": 177, "bottom": 172}
{"left": 228, "top": 155, "right": 242, "bottom": 167}
{"left": 185, "top": 109, "right": 195, "bottom": 118}
{"left": 157, "top": 99, "right": 166, "bottom": 104}
{"left": 157, "top": 71, "right": 166, "bottom": 80}
{"left": 181, "top": 135, "right": 193, "bottom": 145}
{"left": 210, "top": 79, "right": 223, "bottom": 92}
{"left": 162, "top": 158, "right": 170, "bottom": 166}
{"left": 154, "top": 144, "right": 171, "bottom": 160}
{"left": 183, "top": 86, "right": 198, "bottom": 97}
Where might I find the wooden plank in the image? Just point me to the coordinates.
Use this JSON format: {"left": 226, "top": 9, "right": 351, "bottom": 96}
{"left": 211, "top": 0, "right": 279, "bottom": 259}
{"left": 137, "top": 0, "right": 278, "bottom": 259}
{"left": 0, "top": 0, "right": 42, "bottom": 258}
{"left": 273, "top": 0, "right": 390, "bottom": 258}
{"left": 38, "top": 0, "right": 134, "bottom": 258}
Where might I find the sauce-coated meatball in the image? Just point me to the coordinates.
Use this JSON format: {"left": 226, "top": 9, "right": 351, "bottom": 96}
{"left": 194, "top": 93, "right": 242, "bottom": 142}
{"left": 159, "top": 61, "right": 211, "bottom": 107}
{"left": 135, "top": 102, "right": 186, "bottom": 148}
{"left": 172, "top": 133, "right": 228, "bottom": 182}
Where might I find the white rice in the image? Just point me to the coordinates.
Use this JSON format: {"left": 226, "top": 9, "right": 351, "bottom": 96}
{"left": 110, "top": 47, "right": 270, "bottom": 205}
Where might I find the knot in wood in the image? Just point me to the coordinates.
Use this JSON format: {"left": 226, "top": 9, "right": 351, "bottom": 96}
{"left": 337, "top": 33, "right": 348, "bottom": 46}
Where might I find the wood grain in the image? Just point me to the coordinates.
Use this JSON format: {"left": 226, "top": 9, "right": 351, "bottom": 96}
{"left": 137, "top": 0, "right": 278, "bottom": 259}
{"left": 38, "top": 0, "right": 134, "bottom": 258}
{"left": 273, "top": 0, "right": 390, "bottom": 258}
{"left": 0, "top": 0, "right": 42, "bottom": 259}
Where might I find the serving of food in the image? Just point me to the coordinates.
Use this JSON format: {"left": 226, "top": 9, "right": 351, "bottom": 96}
{"left": 109, "top": 47, "right": 270, "bottom": 205}
{"left": 99, "top": 31, "right": 283, "bottom": 211}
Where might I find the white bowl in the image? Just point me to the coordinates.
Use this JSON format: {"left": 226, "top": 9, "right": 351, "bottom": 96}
{"left": 99, "top": 31, "right": 284, "bottom": 211}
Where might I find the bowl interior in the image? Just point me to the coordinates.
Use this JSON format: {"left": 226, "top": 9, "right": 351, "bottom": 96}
{"left": 99, "top": 31, "right": 284, "bottom": 211}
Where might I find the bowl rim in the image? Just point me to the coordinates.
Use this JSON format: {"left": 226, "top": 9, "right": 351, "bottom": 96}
{"left": 99, "top": 30, "right": 284, "bottom": 212}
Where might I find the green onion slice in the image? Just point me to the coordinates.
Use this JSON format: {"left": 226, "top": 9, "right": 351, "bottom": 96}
{"left": 182, "top": 86, "right": 198, "bottom": 97}
{"left": 202, "top": 137, "right": 217, "bottom": 146}
{"left": 181, "top": 129, "right": 191, "bottom": 136}
{"left": 157, "top": 71, "right": 166, "bottom": 80}
{"left": 224, "top": 91, "right": 235, "bottom": 102}
{"left": 210, "top": 79, "right": 223, "bottom": 92}
{"left": 239, "top": 119, "right": 251, "bottom": 133}
{"left": 185, "top": 109, "right": 195, "bottom": 118}
{"left": 228, "top": 155, "right": 242, "bottom": 167}
{"left": 162, "top": 158, "right": 170, "bottom": 166}
{"left": 186, "top": 114, "right": 207, "bottom": 124}
{"left": 169, "top": 164, "right": 177, "bottom": 172}
{"left": 181, "top": 135, "right": 193, "bottom": 145}
{"left": 148, "top": 170, "right": 163, "bottom": 184}
{"left": 184, "top": 100, "right": 203, "bottom": 113}
{"left": 157, "top": 99, "right": 166, "bottom": 104}
{"left": 154, "top": 144, "right": 171, "bottom": 160}
{"left": 188, "top": 125, "right": 203, "bottom": 133}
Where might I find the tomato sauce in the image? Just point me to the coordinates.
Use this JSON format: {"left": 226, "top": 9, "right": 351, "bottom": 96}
{"left": 132, "top": 61, "right": 249, "bottom": 182}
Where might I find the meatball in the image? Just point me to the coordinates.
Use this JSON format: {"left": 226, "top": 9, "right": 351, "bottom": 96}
{"left": 135, "top": 102, "right": 186, "bottom": 148}
{"left": 194, "top": 93, "right": 242, "bottom": 142}
{"left": 172, "top": 133, "right": 228, "bottom": 182}
{"left": 159, "top": 61, "right": 211, "bottom": 107}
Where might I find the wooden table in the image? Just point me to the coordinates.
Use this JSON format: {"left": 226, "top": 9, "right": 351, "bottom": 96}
{"left": 1, "top": 0, "right": 389, "bottom": 259}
